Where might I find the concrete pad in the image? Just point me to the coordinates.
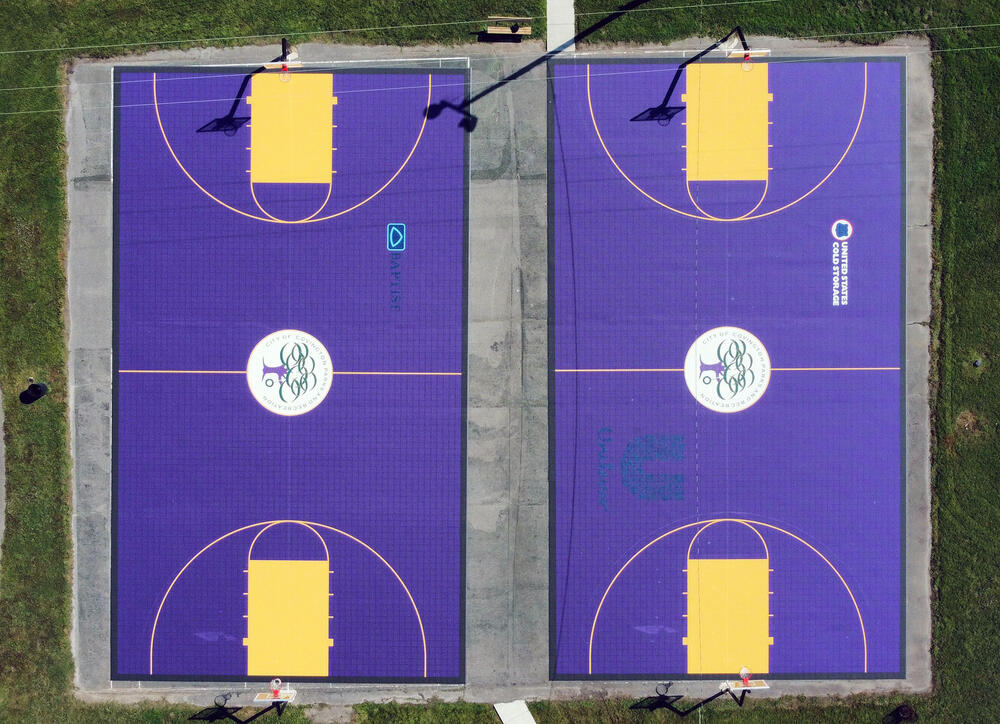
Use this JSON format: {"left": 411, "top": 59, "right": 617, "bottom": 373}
{"left": 66, "top": 33, "right": 932, "bottom": 713}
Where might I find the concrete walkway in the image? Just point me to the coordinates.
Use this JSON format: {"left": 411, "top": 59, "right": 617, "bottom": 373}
{"left": 547, "top": 0, "right": 576, "bottom": 52}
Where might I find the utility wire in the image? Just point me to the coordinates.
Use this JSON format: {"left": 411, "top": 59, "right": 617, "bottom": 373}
{"left": 2, "top": 37, "right": 998, "bottom": 119}
{"left": 0, "top": 21, "right": 482, "bottom": 56}
{"left": 4, "top": 14, "right": 1000, "bottom": 116}
{"left": 0, "top": 0, "right": 780, "bottom": 56}
{"left": 3, "top": 40, "right": 1000, "bottom": 118}
{"left": 795, "top": 21, "right": 1000, "bottom": 40}
{"left": 1, "top": 10, "right": 998, "bottom": 95}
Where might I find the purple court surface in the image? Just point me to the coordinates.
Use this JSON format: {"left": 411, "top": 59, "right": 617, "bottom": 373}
{"left": 549, "top": 58, "right": 904, "bottom": 679}
{"left": 113, "top": 67, "right": 467, "bottom": 681}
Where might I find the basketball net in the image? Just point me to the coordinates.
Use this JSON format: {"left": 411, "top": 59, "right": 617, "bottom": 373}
{"left": 280, "top": 63, "right": 290, "bottom": 82}
{"left": 742, "top": 52, "right": 752, "bottom": 72}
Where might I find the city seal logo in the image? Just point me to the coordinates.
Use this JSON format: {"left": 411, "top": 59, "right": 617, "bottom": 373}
{"left": 246, "top": 330, "right": 333, "bottom": 416}
{"left": 683, "top": 327, "right": 771, "bottom": 413}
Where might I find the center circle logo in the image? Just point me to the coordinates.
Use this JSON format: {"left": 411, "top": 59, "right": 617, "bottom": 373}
{"left": 246, "top": 330, "right": 333, "bottom": 416}
{"left": 683, "top": 327, "right": 771, "bottom": 413}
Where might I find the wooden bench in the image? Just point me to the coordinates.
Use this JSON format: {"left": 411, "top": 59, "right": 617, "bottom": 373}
{"left": 485, "top": 15, "right": 532, "bottom": 37}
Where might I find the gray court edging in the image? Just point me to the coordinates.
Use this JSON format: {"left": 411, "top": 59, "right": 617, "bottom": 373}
{"left": 67, "top": 35, "right": 931, "bottom": 717}
{"left": 67, "top": 56, "right": 115, "bottom": 691}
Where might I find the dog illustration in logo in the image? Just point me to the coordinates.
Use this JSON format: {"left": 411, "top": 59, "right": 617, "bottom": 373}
{"left": 262, "top": 361, "right": 288, "bottom": 388}
{"left": 701, "top": 339, "right": 754, "bottom": 399}
{"left": 700, "top": 359, "right": 725, "bottom": 385}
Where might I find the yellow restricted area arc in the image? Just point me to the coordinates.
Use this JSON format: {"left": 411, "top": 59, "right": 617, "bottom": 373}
{"left": 682, "top": 64, "right": 772, "bottom": 182}
{"left": 248, "top": 74, "right": 338, "bottom": 184}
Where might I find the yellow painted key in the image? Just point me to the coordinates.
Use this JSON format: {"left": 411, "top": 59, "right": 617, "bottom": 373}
{"left": 682, "top": 558, "right": 773, "bottom": 674}
{"left": 244, "top": 559, "right": 333, "bottom": 676}
{"left": 682, "top": 64, "right": 772, "bottom": 181}
{"left": 248, "top": 74, "right": 337, "bottom": 184}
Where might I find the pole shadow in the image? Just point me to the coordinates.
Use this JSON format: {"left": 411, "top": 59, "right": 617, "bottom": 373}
{"left": 631, "top": 26, "right": 751, "bottom": 127}
{"left": 197, "top": 39, "right": 296, "bottom": 136}
{"left": 425, "top": 0, "right": 658, "bottom": 133}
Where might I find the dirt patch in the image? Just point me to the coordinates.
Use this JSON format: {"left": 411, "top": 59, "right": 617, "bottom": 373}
{"left": 955, "top": 409, "right": 987, "bottom": 438}
{"left": 944, "top": 410, "right": 989, "bottom": 453}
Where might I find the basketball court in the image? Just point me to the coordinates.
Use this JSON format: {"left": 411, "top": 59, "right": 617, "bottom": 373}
{"left": 111, "top": 64, "right": 467, "bottom": 682}
{"left": 548, "top": 56, "right": 905, "bottom": 678}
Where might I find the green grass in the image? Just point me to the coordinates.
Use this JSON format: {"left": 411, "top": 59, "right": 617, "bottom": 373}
{"left": 529, "top": 694, "right": 921, "bottom": 722}
{"left": 1, "top": 0, "right": 999, "bottom": 721}
{"left": 355, "top": 700, "right": 498, "bottom": 722}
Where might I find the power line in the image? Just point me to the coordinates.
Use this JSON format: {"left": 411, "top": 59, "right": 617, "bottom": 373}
{"left": 0, "top": 0, "right": 780, "bottom": 57}
{"left": 575, "top": 0, "right": 780, "bottom": 18}
{"left": 1, "top": 9, "right": 998, "bottom": 97}
{"left": 0, "top": 0, "right": 995, "bottom": 65}
{"left": 4, "top": 12, "right": 1000, "bottom": 117}
{"left": 0, "top": 20, "right": 485, "bottom": 56}
{"left": 2, "top": 39, "right": 998, "bottom": 119}
{"left": 795, "top": 21, "right": 1000, "bottom": 40}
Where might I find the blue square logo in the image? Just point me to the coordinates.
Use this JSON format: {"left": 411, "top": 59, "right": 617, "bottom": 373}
{"left": 387, "top": 223, "right": 406, "bottom": 251}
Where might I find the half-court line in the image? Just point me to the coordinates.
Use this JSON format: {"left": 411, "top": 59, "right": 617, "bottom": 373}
{"left": 120, "top": 369, "right": 461, "bottom": 375}
{"left": 555, "top": 366, "right": 898, "bottom": 373}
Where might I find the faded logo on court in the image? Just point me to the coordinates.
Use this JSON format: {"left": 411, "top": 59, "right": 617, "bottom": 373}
{"left": 620, "top": 434, "right": 684, "bottom": 501}
{"left": 246, "top": 330, "right": 333, "bottom": 415}
{"left": 683, "top": 326, "right": 770, "bottom": 413}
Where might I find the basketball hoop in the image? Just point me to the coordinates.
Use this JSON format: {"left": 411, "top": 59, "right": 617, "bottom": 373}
{"left": 742, "top": 52, "right": 752, "bottom": 72}
{"left": 279, "top": 64, "right": 290, "bottom": 82}
{"left": 739, "top": 666, "right": 751, "bottom": 686}
{"left": 252, "top": 679, "right": 296, "bottom": 707}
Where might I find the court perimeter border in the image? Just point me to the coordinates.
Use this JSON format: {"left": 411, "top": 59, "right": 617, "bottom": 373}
{"left": 103, "top": 59, "right": 469, "bottom": 686}
{"left": 546, "top": 54, "right": 908, "bottom": 681}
